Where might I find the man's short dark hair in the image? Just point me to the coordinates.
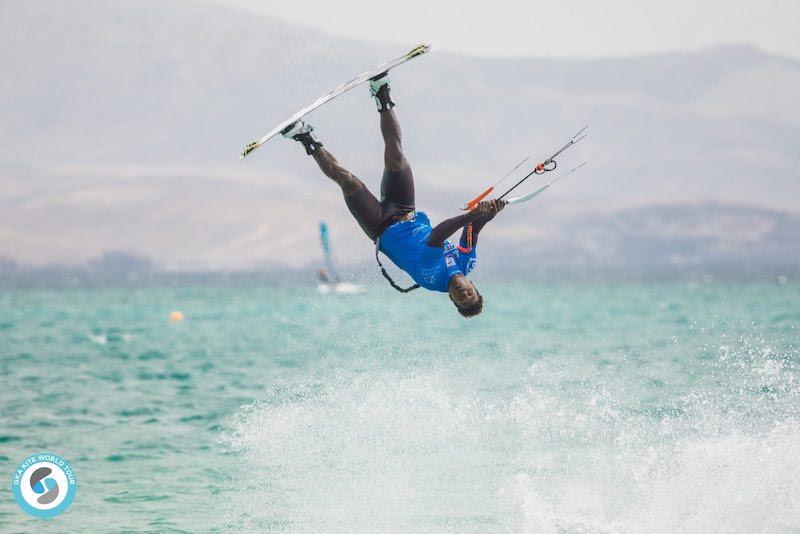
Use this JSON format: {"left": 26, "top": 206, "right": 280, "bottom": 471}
{"left": 452, "top": 288, "right": 483, "bottom": 318}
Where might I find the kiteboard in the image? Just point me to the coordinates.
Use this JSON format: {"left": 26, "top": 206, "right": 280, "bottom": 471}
{"left": 240, "top": 43, "right": 432, "bottom": 160}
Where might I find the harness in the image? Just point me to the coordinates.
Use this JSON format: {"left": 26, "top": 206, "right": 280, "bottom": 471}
{"left": 374, "top": 238, "right": 419, "bottom": 293}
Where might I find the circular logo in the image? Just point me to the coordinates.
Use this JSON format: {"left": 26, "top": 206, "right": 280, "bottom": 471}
{"left": 11, "top": 453, "right": 77, "bottom": 518}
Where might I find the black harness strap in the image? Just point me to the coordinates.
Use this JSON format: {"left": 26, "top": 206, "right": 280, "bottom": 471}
{"left": 374, "top": 238, "right": 419, "bottom": 293}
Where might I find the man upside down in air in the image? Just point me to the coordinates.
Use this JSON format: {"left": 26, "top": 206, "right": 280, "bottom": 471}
{"left": 281, "top": 73, "right": 505, "bottom": 317}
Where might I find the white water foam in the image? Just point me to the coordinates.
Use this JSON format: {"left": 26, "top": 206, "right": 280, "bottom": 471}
{"left": 221, "top": 335, "right": 800, "bottom": 532}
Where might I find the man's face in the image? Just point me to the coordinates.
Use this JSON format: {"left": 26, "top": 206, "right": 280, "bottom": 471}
{"left": 449, "top": 275, "right": 478, "bottom": 308}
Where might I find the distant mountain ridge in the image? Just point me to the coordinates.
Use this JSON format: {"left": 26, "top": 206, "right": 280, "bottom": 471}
{"left": 1, "top": 0, "right": 798, "bottom": 270}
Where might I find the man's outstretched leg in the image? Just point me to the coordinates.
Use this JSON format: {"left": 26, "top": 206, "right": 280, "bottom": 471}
{"left": 281, "top": 120, "right": 361, "bottom": 195}
{"left": 310, "top": 148, "right": 364, "bottom": 195}
{"left": 370, "top": 73, "right": 415, "bottom": 211}
{"left": 379, "top": 109, "right": 410, "bottom": 172}
{"left": 282, "top": 120, "right": 385, "bottom": 239}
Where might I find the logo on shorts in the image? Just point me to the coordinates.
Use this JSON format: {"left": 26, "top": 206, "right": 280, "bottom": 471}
{"left": 11, "top": 453, "right": 77, "bottom": 518}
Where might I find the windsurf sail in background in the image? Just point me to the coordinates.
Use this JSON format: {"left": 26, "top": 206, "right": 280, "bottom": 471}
{"left": 319, "top": 221, "right": 339, "bottom": 283}
{"left": 316, "top": 222, "right": 364, "bottom": 295}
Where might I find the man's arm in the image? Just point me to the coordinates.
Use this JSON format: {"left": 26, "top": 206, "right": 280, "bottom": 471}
{"left": 427, "top": 200, "right": 505, "bottom": 248}
{"left": 427, "top": 212, "right": 479, "bottom": 248}
{"left": 460, "top": 200, "right": 506, "bottom": 247}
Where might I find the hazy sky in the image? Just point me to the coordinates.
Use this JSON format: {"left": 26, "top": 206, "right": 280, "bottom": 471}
{"left": 205, "top": 0, "right": 800, "bottom": 59}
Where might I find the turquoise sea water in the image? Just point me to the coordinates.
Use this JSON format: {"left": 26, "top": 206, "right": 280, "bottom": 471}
{"left": 1, "top": 281, "right": 799, "bottom": 532}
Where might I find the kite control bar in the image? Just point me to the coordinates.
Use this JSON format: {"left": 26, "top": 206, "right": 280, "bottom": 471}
{"left": 459, "top": 153, "right": 535, "bottom": 210}
{"left": 504, "top": 161, "right": 588, "bottom": 205}
{"left": 461, "top": 125, "right": 588, "bottom": 210}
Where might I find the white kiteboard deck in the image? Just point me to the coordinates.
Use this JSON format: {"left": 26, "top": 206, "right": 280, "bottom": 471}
{"left": 240, "top": 43, "right": 431, "bottom": 160}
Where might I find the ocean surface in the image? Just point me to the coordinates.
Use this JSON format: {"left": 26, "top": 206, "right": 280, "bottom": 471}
{"left": 1, "top": 280, "right": 798, "bottom": 532}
